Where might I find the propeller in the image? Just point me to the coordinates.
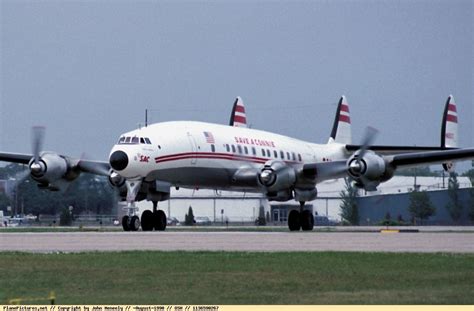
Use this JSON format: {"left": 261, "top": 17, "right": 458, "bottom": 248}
{"left": 348, "top": 126, "right": 379, "bottom": 175}
{"left": 30, "top": 126, "right": 46, "bottom": 176}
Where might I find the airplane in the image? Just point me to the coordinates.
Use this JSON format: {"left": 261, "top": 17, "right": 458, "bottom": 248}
{"left": 0, "top": 95, "right": 473, "bottom": 231}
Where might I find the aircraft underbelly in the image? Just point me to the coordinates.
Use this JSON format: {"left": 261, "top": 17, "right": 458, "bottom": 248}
{"left": 147, "top": 159, "right": 262, "bottom": 191}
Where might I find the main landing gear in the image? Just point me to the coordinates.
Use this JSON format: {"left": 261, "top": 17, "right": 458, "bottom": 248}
{"left": 140, "top": 201, "right": 167, "bottom": 231}
{"left": 122, "top": 201, "right": 167, "bottom": 232}
{"left": 288, "top": 201, "right": 314, "bottom": 231}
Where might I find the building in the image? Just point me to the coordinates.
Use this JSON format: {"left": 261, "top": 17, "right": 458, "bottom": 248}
{"left": 132, "top": 176, "right": 472, "bottom": 225}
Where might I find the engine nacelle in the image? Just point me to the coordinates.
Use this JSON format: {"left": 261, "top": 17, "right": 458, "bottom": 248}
{"left": 347, "top": 150, "right": 394, "bottom": 191}
{"left": 267, "top": 189, "right": 293, "bottom": 202}
{"left": 258, "top": 160, "right": 296, "bottom": 192}
{"left": 29, "top": 152, "right": 71, "bottom": 186}
{"left": 108, "top": 170, "right": 126, "bottom": 188}
{"left": 294, "top": 188, "right": 318, "bottom": 202}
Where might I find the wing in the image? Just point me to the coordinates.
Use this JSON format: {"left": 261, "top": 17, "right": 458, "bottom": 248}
{"left": 345, "top": 145, "right": 453, "bottom": 155}
{"left": 0, "top": 152, "right": 33, "bottom": 164}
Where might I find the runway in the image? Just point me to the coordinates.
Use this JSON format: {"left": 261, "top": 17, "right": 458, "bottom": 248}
{"left": 1, "top": 231, "right": 474, "bottom": 253}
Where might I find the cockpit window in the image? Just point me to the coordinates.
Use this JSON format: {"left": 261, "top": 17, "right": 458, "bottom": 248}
{"left": 118, "top": 137, "right": 125, "bottom": 144}
{"left": 124, "top": 137, "right": 131, "bottom": 143}
{"left": 144, "top": 138, "right": 152, "bottom": 144}
{"left": 131, "top": 136, "right": 139, "bottom": 144}
{"left": 140, "top": 137, "right": 145, "bottom": 144}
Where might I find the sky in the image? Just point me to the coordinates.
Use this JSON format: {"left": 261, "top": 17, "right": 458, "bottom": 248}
{"left": 1, "top": 0, "right": 473, "bottom": 171}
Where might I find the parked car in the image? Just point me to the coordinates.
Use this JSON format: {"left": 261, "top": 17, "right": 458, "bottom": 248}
{"left": 314, "top": 216, "right": 338, "bottom": 226}
{"left": 167, "top": 217, "right": 180, "bottom": 226}
{"left": 194, "top": 216, "right": 212, "bottom": 225}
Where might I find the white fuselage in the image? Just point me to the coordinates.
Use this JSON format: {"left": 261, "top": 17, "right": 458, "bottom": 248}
{"left": 109, "top": 121, "right": 349, "bottom": 192}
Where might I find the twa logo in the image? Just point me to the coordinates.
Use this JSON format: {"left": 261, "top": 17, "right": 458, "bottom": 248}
{"left": 445, "top": 133, "right": 454, "bottom": 139}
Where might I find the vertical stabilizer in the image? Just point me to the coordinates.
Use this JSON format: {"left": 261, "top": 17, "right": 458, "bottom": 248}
{"left": 328, "top": 95, "right": 352, "bottom": 144}
{"left": 229, "top": 96, "right": 247, "bottom": 127}
{"left": 441, "top": 95, "right": 458, "bottom": 171}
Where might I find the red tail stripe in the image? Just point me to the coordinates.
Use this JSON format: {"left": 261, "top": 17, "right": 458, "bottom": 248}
{"left": 448, "top": 103, "right": 457, "bottom": 112}
{"left": 446, "top": 114, "right": 458, "bottom": 123}
{"left": 340, "top": 104, "right": 350, "bottom": 113}
{"left": 234, "top": 105, "right": 245, "bottom": 113}
{"left": 339, "top": 115, "right": 351, "bottom": 123}
{"left": 233, "top": 115, "right": 247, "bottom": 123}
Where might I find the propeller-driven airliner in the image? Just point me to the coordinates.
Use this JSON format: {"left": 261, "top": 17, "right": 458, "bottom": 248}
{"left": 1, "top": 95, "right": 473, "bottom": 231}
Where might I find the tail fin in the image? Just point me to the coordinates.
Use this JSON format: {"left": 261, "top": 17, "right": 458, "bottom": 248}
{"left": 229, "top": 96, "right": 247, "bottom": 127}
{"left": 441, "top": 95, "right": 458, "bottom": 171}
{"left": 328, "top": 95, "right": 352, "bottom": 144}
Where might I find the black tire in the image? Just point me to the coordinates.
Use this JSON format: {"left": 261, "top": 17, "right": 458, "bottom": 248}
{"left": 288, "top": 210, "right": 301, "bottom": 231}
{"left": 122, "top": 215, "right": 130, "bottom": 231}
{"left": 129, "top": 215, "right": 140, "bottom": 231}
{"left": 300, "top": 210, "right": 314, "bottom": 231}
{"left": 153, "top": 210, "right": 167, "bottom": 231}
{"left": 141, "top": 210, "right": 154, "bottom": 231}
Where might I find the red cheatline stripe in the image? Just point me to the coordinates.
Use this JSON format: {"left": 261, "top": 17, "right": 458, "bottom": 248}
{"left": 233, "top": 115, "right": 247, "bottom": 123}
{"left": 155, "top": 152, "right": 267, "bottom": 162}
{"left": 235, "top": 105, "right": 245, "bottom": 113}
{"left": 448, "top": 103, "right": 457, "bottom": 112}
{"left": 446, "top": 114, "right": 458, "bottom": 123}
{"left": 154, "top": 152, "right": 301, "bottom": 165}
{"left": 340, "top": 104, "right": 350, "bottom": 113}
{"left": 339, "top": 115, "right": 351, "bottom": 123}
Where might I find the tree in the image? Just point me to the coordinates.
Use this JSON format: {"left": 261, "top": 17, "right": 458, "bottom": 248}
{"left": 445, "top": 172, "right": 462, "bottom": 223}
{"left": 340, "top": 178, "right": 359, "bottom": 225}
{"left": 408, "top": 190, "right": 436, "bottom": 225}
{"left": 256, "top": 205, "right": 266, "bottom": 226}
{"left": 185, "top": 206, "right": 195, "bottom": 226}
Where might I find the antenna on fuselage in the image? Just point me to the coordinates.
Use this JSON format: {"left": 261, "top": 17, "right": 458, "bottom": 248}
{"left": 145, "top": 109, "right": 148, "bottom": 127}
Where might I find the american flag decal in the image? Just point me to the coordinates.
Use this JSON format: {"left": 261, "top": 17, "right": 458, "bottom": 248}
{"left": 203, "top": 131, "right": 215, "bottom": 144}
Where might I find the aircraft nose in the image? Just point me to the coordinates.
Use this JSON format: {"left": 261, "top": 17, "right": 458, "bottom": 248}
{"left": 109, "top": 150, "right": 129, "bottom": 171}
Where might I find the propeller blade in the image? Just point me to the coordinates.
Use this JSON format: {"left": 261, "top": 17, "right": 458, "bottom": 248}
{"left": 77, "top": 159, "right": 110, "bottom": 176}
{"left": 31, "top": 126, "right": 45, "bottom": 164}
{"left": 358, "top": 126, "right": 378, "bottom": 159}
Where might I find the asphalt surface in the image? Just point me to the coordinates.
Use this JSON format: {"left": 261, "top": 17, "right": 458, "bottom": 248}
{"left": 1, "top": 231, "right": 473, "bottom": 253}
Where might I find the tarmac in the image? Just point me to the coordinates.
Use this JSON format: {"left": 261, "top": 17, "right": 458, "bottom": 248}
{"left": 1, "top": 230, "right": 474, "bottom": 253}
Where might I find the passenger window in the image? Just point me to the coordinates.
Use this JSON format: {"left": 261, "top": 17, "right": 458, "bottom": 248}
{"left": 226, "top": 144, "right": 230, "bottom": 152}
{"left": 232, "top": 145, "right": 236, "bottom": 153}
{"left": 252, "top": 147, "right": 256, "bottom": 155}
{"left": 237, "top": 145, "right": 242, "bottom": 154}
{"left": 280, "top": 151, "right": 284, "bottom": 159}
{"left": 292, "top": 152, "right": 296, "bottom": 161}
{"left": 266, "top": 149, "right": 270, "bottom": 157}
{"left": 298, "top": 154, "right": 302, "bottom": 162}
{"left": 261, "top": 149, "right": 265, "bottom": 157}
{"left": 286, "top": 152, "right": 290, "bottom": 160}
{"left": 273, "top": 150, "right": 278, "bottom": 158}
{"left": 244, "top": 146, "right": 248, "bottom": 154}
{"left": 211, "top": 145, "right": 215, "bottom": 152}
{"left": 125, "top": 137, "right": 131, "bottom": 143}
{"left": 145, "top": 138, "right": 152, "bottom": 144}
{"left": 140, "top": 138, "right": 145, "bottom": 144}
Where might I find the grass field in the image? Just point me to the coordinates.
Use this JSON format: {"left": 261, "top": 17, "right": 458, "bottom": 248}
{"left": 1, "top": 251, "right": 473, "bottom": 305}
